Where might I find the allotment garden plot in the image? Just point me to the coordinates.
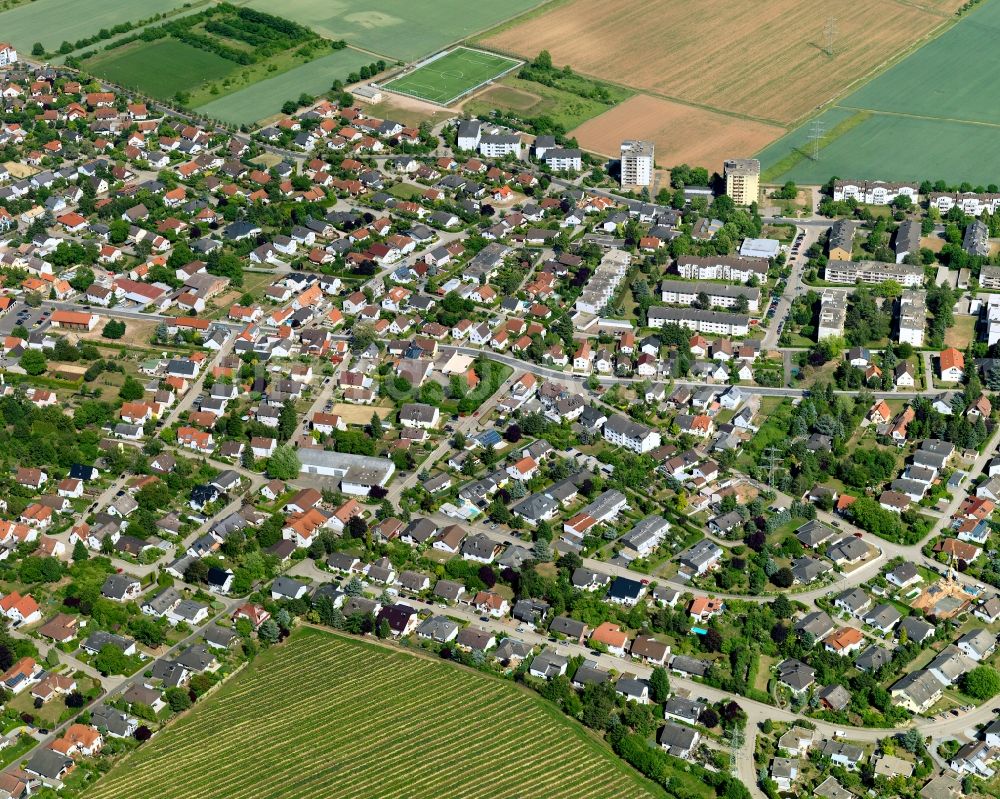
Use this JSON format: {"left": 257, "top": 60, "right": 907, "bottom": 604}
{"left": 385, "top": 47, "right": 521, "bottom": 105}
{"left": 84, "top": 628, "right": 665, "bottom": 799}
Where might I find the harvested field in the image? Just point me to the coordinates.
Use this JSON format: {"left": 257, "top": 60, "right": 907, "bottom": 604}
{"left": 84, "top": 628, "right": 665, "bottom": 799}
{"left": 481, "top": 0, "right": 951, "bottom": 124}
{"left": 245, "top": 0, "right": 550, "bottom": 62}
{"left": 571, "top": 94, "right": 784, "bottom": 173}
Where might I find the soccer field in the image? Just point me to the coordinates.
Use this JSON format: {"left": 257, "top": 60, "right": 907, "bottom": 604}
{"left": 83, "top": 628, "right": 665, "bottom": 799}
{"left": 760, "top": 0, "right": 1000, "bottom": 183}
{"left": 385, "top": 47, "right": 522, "bottom": 105}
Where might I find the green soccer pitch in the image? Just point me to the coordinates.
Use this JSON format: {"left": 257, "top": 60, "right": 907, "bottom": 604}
{"left": 384, "top": 46, "right": 522, "bottom": 105}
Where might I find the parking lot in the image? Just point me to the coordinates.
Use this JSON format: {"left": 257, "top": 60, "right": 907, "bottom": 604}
{"left": 0, "top": 301, "right": 51, "bottom": 337}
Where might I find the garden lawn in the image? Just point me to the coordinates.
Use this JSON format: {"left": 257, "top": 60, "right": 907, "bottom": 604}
{"left": 245, "top": 0, "right": 550, "bottom": 61}
{"left": 82, "top": 39, "right": 236, "bottom": 98}
{"left": 195, "top": 48, "right": 375, "bottom": 125}
{"left": 83, "top": 627, "right": 666, "bottom": 799}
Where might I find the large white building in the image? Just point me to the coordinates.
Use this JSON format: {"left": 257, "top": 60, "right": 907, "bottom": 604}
{"left": 0, "top": 44, "right": 16, "bottom": 68}
{"left": 478, "top": 134, "right": 523, "bottom": 159}
{"left": 647, "top": 307, "right": 749, "bottom": 336}
{"left": 543, "top": 148, "right": 583, "bottom": 172}
{"left": 659, "top": 280, "right": 760, "bottom": 312}
{"left": 824, "top": 260, "right": 924, "bottom": 288}
{"left": 603, "top": 415, "right": 661, "bottom": 454}
{"left": 620, "top": 140, "right": 653, "bottom": 188}
{"left": 675, "top": 255, "right": 769, "bottom": 284}
{"left": 832, "top": 180, "right": 918, "bottom": 206}
{"left": 929, "top": 191, "right": 1000, "bottom": 217}
{"left": 297, "top": 450, "right": 395, "bottom": 496}
{"left": 897, "top": 290, "right": 926, "bottom": 347}
{"left": 575, "top": 250, "right": 631, "bottom": 314}
{"left": 456, "top": 119, "right": 481, "bottom": 151}
{"left": 817, "top": 291, "right": 847, "bottom": 340}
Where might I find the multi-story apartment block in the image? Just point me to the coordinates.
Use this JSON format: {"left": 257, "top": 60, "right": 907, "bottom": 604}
{"left": 543, "top": 148, "right": 583, "bottom": 171}
{"left": 897, "top": 290, "right": 926, "bottom": 347}
{"left": 603, "top": 415, "right": 661, "bottom": 454}
{"left": 659, "top": 280, "right": 760, "bottom": 312}
{"left": 478, "top": 134, "right": 523, "bottom": 159}
{"left": 620, "top": 140, "right": 653, "bottom": 188}
{"left": 832, "top": 180, "right": 918, "bottom": 205}
{"left": 575, "top": 250, "right": 631, "bottom": 315}
{"left": 723, "top": 158, "right": 760, "bottom": 206}
{"left": 647, "top": 307, "right": 749, "bottom": 336}
{"left": 817, "top": 291, "right": 847, "bottom": 340}
{"left": 675, "top": 255, "right": 769, "bottom": 284}
{"left": 824, "top": 260, "right": 924, "bottom": 288}
{"left": 929, "top": 191, "right": 1000, "bottom": 217}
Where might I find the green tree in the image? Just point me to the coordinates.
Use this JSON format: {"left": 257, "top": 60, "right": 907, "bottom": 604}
{"left": 267, "top": 445, "right": 300, "bottom": 479}
{"left": 102, "top": 320, "right": 126, "bottom": 339}
{"left": 649, "top": 666, "right": 670, "bottom": 703}
{"left": 165, "top": 687, "right": 192, "bottom": 712}
{"left": 961, "top": 665, "right": 1000, "bottom": 700}
{"left": 94, "top": 644, "right": 133, "bottom": 676}
{"left": 31, "top": 43, "right": 44, "bottom": 56}
{"left": 119, "top": 376, "right": 144, "bottom": 402}
{"left": 19, "top": 350, "right": 47, "bottom": 376}
{"left": 72, "top": 540, "right": 89, "bottom": 562}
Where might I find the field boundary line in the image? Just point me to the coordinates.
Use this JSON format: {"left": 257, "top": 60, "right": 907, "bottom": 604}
{"left": 760, "top": 110, "right": 872, "bottom": 182}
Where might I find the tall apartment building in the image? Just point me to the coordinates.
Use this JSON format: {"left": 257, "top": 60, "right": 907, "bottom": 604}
{"left": 0, "top": 44, "right": 16, "bottom": 67}
{"left": 620, "top": 140, "right": 653, "bottom": 188}
{"left": 896, "top": 290, "right": 926, "bottom": 347}
{"left": 723, "top": 158, "right": 760, "bottom": 206}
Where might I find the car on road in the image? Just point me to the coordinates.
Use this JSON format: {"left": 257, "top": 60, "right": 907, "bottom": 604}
{"left": 479, "top": 616, "right": 489, "bottom": 623}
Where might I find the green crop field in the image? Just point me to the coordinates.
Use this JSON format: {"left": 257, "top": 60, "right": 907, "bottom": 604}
{"left": 196, "top": 48, "right": 375, "bottom": 125}
{"left": 0, "top": 0, "right": 188, "bottom": 53}
{"left": 84, "top": 628, "right": 665, "bottom": 799}
{"left": 82, "top": 39, "right": 236, "bottom": 99}
{"left": 760, "top": 0, "right": 1000, "bottom": 184}
{"left": 385, "top": 47, "right": 521, "bottom": 105}
{"left": 244, "top": 0, "right": 550, "bottom": 61}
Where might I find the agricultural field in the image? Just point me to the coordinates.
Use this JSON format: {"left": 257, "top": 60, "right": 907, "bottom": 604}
{"left": 385, "top": 47, "right": 521, "bottom": 105}
{"left": 760, "top": 1, "right": 1000, "bottom": 184}
{"left": 195, "top": 47, "right": 375, "bottom": 125}
{"left": 481, "top": 0, "right": 952, "bottom": 125}
{"left": 245, "top": 0, "right": 551, "bottom": 61}
{"left": 81, "top": 39, "right": 236, "bottom": 99}
{"left": 463, "top": 75, "right": 631, "bottom": 131}
{"left": 84, "top": 628, "right": 665, "bottom": 799}
{"left": 0, "top": 0, "right": 187, "bottom": 53}
{"left": 571, "top": 94, "right": 785, "bottom": 174}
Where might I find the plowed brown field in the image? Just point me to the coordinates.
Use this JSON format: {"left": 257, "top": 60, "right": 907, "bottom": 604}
{"left": 571, "top": 94, "right": 784, "bottom": 173}
{"left": 482, "top": 0, "right": 952, "bottom": 124}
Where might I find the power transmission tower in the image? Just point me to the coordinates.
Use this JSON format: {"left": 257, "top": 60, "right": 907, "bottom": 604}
{"left": 728, "top": 726, "right": 744, "bottom": 777}
{"left": 762, "top": 447, "right": 781, "bottom": 487}
{"left": 825, "top": 18, "right": 837, "bottom": 57}
{"left": 808, "top": 120, "right": 825, "bottom": 161}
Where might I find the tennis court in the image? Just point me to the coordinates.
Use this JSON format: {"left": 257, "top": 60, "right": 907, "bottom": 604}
{"left": 384, "top": 46, "right": 521, "bottom": 105}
